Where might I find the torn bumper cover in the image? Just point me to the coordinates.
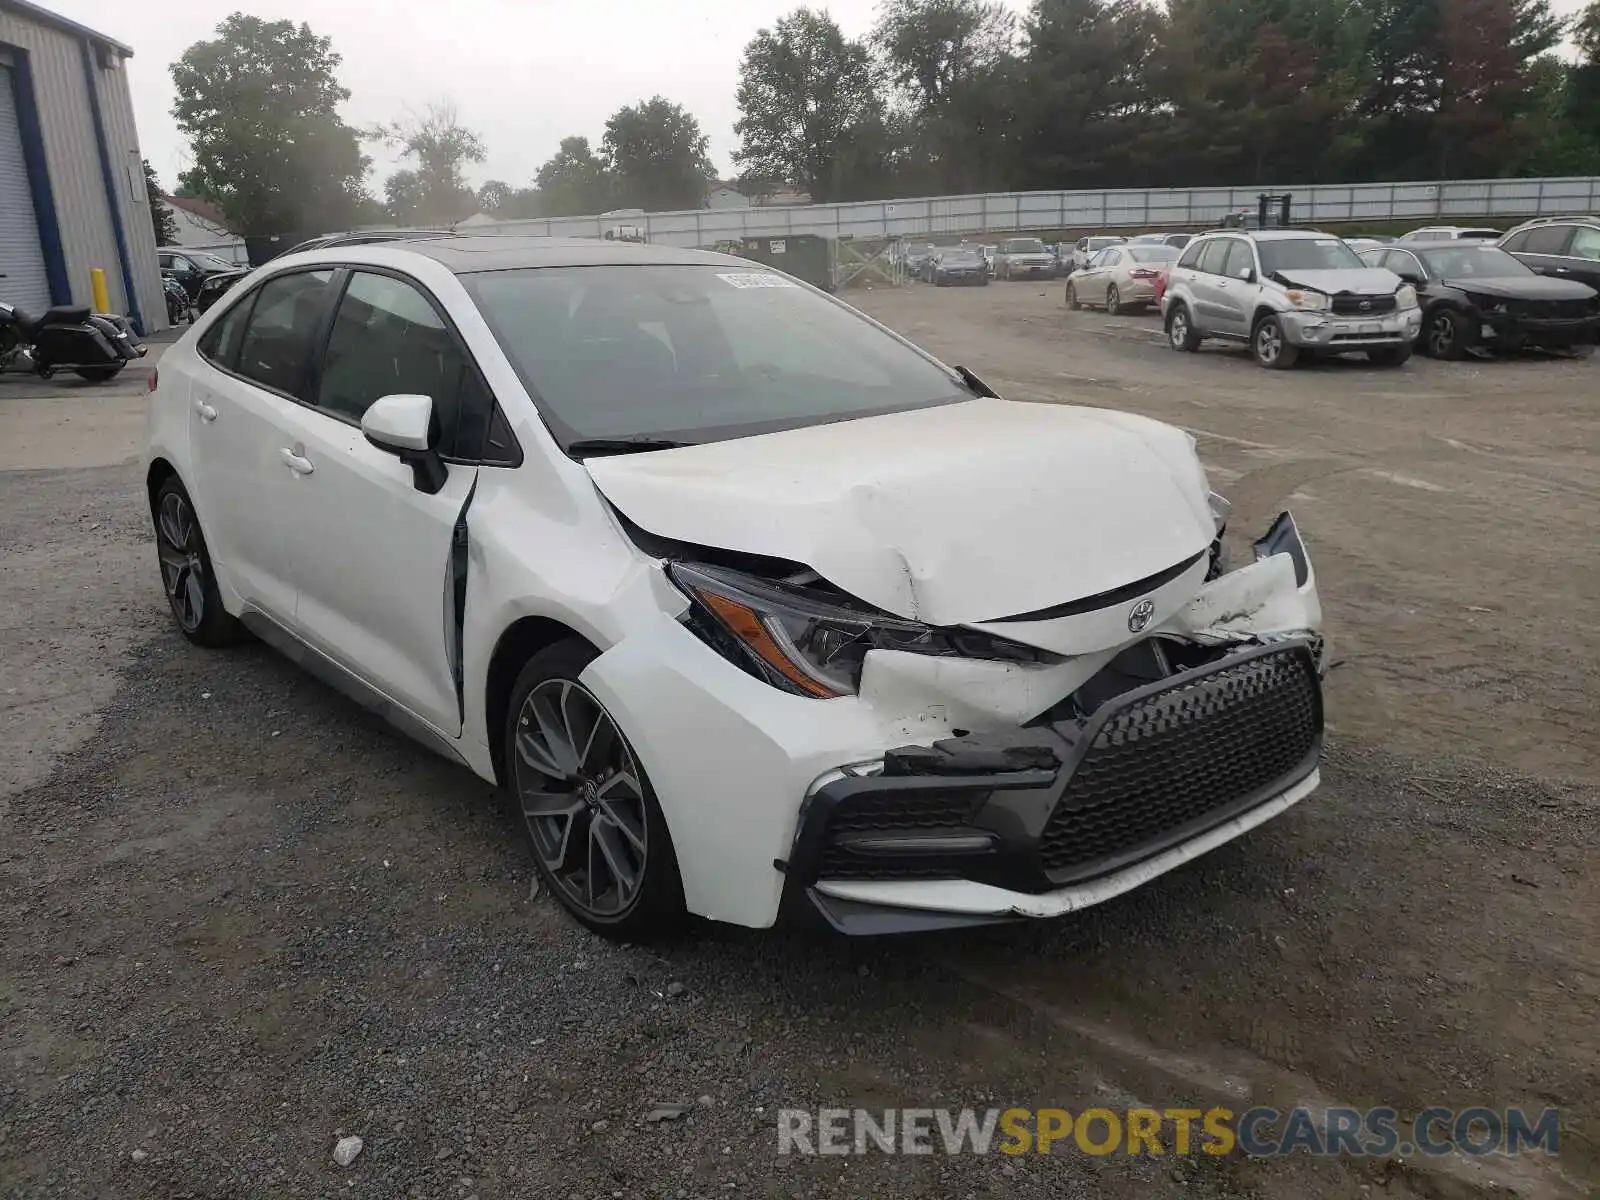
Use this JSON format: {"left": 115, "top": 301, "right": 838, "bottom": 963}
{"left": 780, "top": 514, "right": 1326, "bottom": 935}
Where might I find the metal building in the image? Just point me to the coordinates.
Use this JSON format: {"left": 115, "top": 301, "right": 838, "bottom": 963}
{"left": 0, "top": 0, "right": 163, "bottom": 332}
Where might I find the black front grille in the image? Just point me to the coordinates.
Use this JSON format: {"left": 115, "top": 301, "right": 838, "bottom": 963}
{"left": 1038, "top": 646, "right": 1320, "bottom": 878}
{"left": 1505, "top": 298, "right": 1593, "bottom": 320}
{"left": 1331, "top": 294, "right": 1397, "bottom": 316}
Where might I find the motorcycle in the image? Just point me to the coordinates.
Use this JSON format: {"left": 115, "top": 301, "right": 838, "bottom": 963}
{"left": 0, "top": 297, "right": 147, "bottom": 383}
{"left": 163, "top": 271, "right": 193, "bottom": 326}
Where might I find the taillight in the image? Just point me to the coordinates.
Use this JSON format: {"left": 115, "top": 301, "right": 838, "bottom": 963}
{"left": 147, "top": 367, "right": 158, "bottom": 394}
{"left": 1130, "top": 269, "right": 1158, "bottom": 280}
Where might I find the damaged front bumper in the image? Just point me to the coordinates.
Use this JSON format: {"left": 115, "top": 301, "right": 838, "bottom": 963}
{"left": 1280, "top": 307, "right": 1421, "bottom": 348}
{"left": 783, "top": 638, "right": 1322, "bottom": 934}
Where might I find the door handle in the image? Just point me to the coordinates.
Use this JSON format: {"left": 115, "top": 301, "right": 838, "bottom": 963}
{"left": 194, "top": 399, "right": 217, "bottom": 422}
{"left": 279, "top": 447, "right": 315, "bottom": 476}
{"left": 1554, "top": 266, "right": 1570, "bottom": 273}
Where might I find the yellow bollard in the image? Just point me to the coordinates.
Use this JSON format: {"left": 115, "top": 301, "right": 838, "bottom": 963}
{"left": 90, "top": 267, "right": 110, "bottom": 314}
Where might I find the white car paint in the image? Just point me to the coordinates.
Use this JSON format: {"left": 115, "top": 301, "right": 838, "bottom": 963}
{"left": 147, "top": 237, "right": 1325, "bottom": 935}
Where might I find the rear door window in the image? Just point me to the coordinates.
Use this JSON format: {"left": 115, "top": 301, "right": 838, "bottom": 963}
{"left": 1176, "top": 241, "right": 1206, "bottom": 270}
{"left": 1522, "top": 225, "right": 1573, "bottom": 255}
{"left": 1196, "top": 239, "right": 1232, "bottom": 275}
{"left": 233, "top": 269, "right": 337, "bottom": 398}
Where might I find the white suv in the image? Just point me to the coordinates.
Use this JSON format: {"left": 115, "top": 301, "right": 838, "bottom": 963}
{"left": 1162, "top": 231, "right": 1421, "bottom": 368}
{"left": 146, "top": 237, "right": 1325, "bottom": 937}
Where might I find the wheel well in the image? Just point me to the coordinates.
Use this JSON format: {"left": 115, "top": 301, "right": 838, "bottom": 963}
{"left": 1252, "top": 305, "right": 1279, "bottom": 331}
{"left": 146, "top": 459, "right": 177, "bottom": 513}
{"left": 485, "top": 617, "right": 597, "bottom": 786}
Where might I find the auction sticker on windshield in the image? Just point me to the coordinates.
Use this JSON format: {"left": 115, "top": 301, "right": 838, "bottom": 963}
{"left": 717, "top": 272, "right": 796, "bottom": 289}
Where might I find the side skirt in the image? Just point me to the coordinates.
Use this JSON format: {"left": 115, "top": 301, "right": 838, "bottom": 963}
{"left": 238, "top": 608, "right": 469, "bottom": 769}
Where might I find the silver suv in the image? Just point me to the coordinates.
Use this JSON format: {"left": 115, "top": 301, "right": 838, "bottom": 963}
{"left": 1161, "top": 230, "right": 1422, "bottom": 368}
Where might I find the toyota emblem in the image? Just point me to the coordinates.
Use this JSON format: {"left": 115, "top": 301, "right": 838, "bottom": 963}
{"left": 1359, "top": 299, "right": 1372, "bottom": 311}
{"left": 1128, "top": 599, "right": 1156, "bottom": 633}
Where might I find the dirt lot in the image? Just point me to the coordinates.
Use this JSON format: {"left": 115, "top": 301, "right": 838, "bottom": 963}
{"left": 2, "top": 289, "right": 1596, "bottom": 1200}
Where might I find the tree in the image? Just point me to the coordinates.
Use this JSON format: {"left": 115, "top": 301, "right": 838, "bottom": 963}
{"left": 734, "top": 9, "right": 886, "bottom": 203}
{"left": 873, "top": 0, "right": 1016, "bottom": 108}
{"left": 477, "top": 180, "right": 544, "bottom": 219}
{"left": 370, "top": 102, "right": 485, "bottom": 224}
{"left": 143, "top": 160, "right": 179, "bottom": 246}
{"left": 602, "top": 98, "right": 715, "bottom": 211}
{"left": 535, "top": 136, "right": 611, "bottom": 216}
{"left": 171, "top": 14, "right": 369, "bottom": 234}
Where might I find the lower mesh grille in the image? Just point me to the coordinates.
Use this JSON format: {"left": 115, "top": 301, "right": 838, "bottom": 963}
{"left": 816, "top": 790, "right": 983, "bottom": 879}
{"left": 1038, "top": 646, "right": 1320, "bottom": 877}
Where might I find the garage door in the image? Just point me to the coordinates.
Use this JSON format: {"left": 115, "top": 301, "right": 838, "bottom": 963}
{"left": 0, "top": 60, "right": 53, "bottom": 312}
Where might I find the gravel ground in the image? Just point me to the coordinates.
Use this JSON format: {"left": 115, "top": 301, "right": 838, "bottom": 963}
{"left": 1, "top": 294, "right": 1595, "bottom": 1198}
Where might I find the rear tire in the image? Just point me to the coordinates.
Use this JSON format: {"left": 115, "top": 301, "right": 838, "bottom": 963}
{"left": 152, "top": 476, "right": 245, "bottom": 648}
{"left": 1166, "top": 302, "right": 1202, "bottom": 351}
{"left": 1252, "top": 315, "right": 1299, "bottom": 369}
{"left": 1107, "top": 285, "right": 1122, "bottom": 315}
{"left": 505, "top": 639, "right": 687, "bottom": 940}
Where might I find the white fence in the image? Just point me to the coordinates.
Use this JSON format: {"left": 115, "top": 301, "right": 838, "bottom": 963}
{"left": 460, "top": 177, "right": 1600, "bottom": 247}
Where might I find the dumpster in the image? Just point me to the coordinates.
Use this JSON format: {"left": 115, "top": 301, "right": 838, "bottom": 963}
{"left": 735, "top": 234, "right": 837, "bottom": 292}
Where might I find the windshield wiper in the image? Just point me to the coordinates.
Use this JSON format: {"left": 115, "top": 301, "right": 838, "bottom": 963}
{"left": 566, "top": 436, "right": 696, "bottom": 457}
{"left": 954, "top": 365, "right": 999, "bottom": 398}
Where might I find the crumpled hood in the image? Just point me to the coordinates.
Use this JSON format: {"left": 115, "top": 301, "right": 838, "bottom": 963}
{"left": 586, "top": 398, "right": 1216, "bottom": 626}
{"left": 1444, "top": 275, "right": 1597, "bottom": 301}
{"left": 1275, "top": 267, "right": 1399, "bottom": 296}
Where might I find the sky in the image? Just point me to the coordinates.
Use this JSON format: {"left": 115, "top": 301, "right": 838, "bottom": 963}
{"left": 42, "top": 0, "right": 1596, "bottom": 199}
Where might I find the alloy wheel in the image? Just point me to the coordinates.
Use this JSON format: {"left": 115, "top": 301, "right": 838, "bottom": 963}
{"left": 156, "top": 491, "right": 205, "bottom": 632}
{"left": 1170, "top": 309, "right": 1189, "bottom": 347}
{"left": 513, "top": 679, "right": 648, "bottom": 919}
{"left": 1428, "top": 312, "right": 1456, "bottom": 357}
{"left": 1108, "top": 285, "right": 1120, "bottom": 312}
{"left": 1256, "top": 321, "right": 1283, "bottom": 365}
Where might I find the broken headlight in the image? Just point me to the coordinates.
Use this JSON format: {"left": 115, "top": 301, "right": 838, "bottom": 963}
{"left": 669, "top": 562, "right": 1048, "bottom": 698}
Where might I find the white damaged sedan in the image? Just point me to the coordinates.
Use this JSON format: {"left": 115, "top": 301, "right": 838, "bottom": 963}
{"left": 146, "top": 236, "right": 1324, "bottom": 937}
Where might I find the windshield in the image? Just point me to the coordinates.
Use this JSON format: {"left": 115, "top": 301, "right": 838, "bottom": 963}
{"left": 1418, "top": 245, "right": 1533, "bottom": 278}
{"left": 941, "top": 248, "right": 982, "bottom": 263}
{"left": 1089, "top": 238, "right": 1124, "bottom": 250}
{"left": 1128, "top": 246, "right": 1179, "bottom": 263}
{"left": 1003, "top": 239, "right": 1045, "bottom": 253}
{"left": 189, "top": 252, "right": 237, "bottom": 271}
{"left": 1259, "top": 238, "right": 1367, "bottom": 274}
{"left": 463, "top": 265, "right": 968, "bottom": 448}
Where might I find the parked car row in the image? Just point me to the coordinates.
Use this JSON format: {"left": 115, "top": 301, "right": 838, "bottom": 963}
{"left": 1052, "top": 215, "right": 1600, "bottom": 371}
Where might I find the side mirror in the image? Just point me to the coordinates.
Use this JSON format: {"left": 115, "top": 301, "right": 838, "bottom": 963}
{"left": 362, "top": 393, "right": 447, "bottom": 494}
{"left": 1235, "top": 266, "right": 1256, "bottom": 283}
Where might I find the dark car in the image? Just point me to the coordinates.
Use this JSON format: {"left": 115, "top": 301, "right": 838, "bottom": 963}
{"left": 193, "top": 267, "right": 252, "bottom": 314}
{"left": 929, "top": 246, "right": 989, "bottom": 287}
{"left": 1360, "top": 242, "right": 1599, "bottom": 358}
{"left": 1497, "top": 216, "right": 1600, "bottom": 294}
{"left": 157, "top": 248, "right": 244, "bottom": 302}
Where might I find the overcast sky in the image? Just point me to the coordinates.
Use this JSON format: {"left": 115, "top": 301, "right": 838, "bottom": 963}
{"left": 44, "top": 0, "right": 1594, "bottom": 197}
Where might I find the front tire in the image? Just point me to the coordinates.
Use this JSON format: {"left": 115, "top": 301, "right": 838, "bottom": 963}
{"left": 1066, "top": 282, "right": 1080, "bottom": 311}
{"left": 74, "top": 365, "right": 123, "bottom": 382}
{"left": 1423, "top": 309, "right": 1469, "bottom": 360}
{"left": 152, "top": 476, "right": 244, "bottom": 648}
{"left": 1166, "top": 302, "right": 1202, "bottom": 351}
{"left": 505, "top": 639, "right": 686, "bottom": 940}
{"left": 1252, "top": 315, "right": 1299, "bottom": 369}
